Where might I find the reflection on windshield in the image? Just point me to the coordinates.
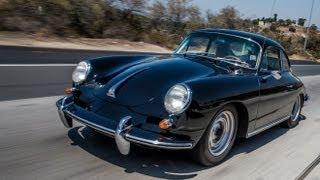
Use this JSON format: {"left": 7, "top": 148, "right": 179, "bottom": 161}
{"left": 175, "top": 33, "right": 261, "bottom": 68}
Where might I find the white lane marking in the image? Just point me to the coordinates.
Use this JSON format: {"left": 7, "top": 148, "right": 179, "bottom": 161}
{"left": 0, "top": 64, "right": 77, "bottom": 67}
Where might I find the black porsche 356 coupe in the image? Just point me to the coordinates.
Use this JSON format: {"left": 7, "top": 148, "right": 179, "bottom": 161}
{"left": 57, "top": 29, "right": 307, "bottom": 166}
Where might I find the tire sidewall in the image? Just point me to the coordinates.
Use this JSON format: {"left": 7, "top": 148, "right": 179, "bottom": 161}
{"left": 194, "top": 105, "right": 238, "bottom": 166}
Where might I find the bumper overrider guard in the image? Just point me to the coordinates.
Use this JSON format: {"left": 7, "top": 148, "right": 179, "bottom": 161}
{"left": 56, "top": 96, "right": 193, "bottom": 154}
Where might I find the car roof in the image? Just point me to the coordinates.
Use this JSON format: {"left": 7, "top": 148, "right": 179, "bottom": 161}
{"left": 193, "top": 28, "right": 284, "bottom": 50}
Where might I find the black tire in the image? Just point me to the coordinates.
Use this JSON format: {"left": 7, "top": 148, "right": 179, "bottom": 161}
{"left": 192, "top": 105, "right": 238, "bottom": 166}
{"left": 282, "top": 95, "right": 302, "bottom": 128}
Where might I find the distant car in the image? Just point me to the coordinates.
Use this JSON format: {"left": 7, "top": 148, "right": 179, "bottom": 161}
{"left": 57, "top": 29, "right": 308, "bottom": 166}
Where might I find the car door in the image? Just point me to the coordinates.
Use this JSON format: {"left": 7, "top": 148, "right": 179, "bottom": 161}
{"left": 255, "top": 46, "right": 290, "bottom": 129}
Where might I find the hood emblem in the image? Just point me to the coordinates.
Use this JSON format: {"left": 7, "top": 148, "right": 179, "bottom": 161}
{"left": 107, "top": 88, "right": 116, "bottom": 98}
{"left": 107, "top": 67, "right": 150, "bottom": 98}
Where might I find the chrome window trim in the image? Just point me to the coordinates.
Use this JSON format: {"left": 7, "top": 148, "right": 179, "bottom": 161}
{"left": 259, "top": 46, "right": 282, "bottom": 72}
{"left": 280, "top": 49, "right": 291, "bottom": 72}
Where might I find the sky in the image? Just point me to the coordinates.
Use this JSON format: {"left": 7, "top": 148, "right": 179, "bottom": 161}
{"left": 192, "top": 0, "right": 320, "bottom": 26}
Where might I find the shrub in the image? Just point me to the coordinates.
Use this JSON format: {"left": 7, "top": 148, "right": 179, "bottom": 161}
{"left": 289, "top": 26, "right": 296, "bottom": 33}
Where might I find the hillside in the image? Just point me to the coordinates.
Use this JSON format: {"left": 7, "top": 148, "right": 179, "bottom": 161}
{"left": 0, "top": 32, "right": 171, "bottom": 53}
{"left": 0, "top": 31, "right": 316, "bottom": 61}
{"left": 0, "top": 0, "right": 319, "bottom": 60}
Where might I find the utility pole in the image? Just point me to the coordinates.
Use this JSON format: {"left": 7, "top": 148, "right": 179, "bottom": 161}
{"left": 304, "top": 0, "right": 315, "bottom": 51}
{"left": 270, "top": 0, "right": 277, "bottom": 17}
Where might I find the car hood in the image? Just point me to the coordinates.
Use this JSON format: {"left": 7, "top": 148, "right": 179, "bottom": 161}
{"left": 90, "top": 55, "right": 228, "bottom": 106}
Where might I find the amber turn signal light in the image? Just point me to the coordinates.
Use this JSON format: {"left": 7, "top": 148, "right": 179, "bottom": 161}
{"left": 159, "top": 119, "right": 172, "bottom": 130}
{"left": 64, "top": 87, "right": 74, "bottom": 94}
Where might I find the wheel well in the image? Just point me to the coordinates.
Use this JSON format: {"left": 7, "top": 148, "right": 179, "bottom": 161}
{"left": 231, "top": 102, "right": 249, "bottom": 138}
{"left": 299, "top": 93, "right": 304, "bottom": 107}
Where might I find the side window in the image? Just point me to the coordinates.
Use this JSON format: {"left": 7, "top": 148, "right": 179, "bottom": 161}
{"left": 260, "top": 46, "right": 281, "bottom": 71}
{"left": 187, "top": 37, "right": 210, "bottom": 53}
{"left": 280, "top": 50, "right": 290, "bottom": 71}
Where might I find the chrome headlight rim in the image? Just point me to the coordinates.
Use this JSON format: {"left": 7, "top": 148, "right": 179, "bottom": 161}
{"left": 72, "top": 61, "right": 91, "bottom": 84}
{"left": 164, "top": 83, "right": 192, "bottom": 115}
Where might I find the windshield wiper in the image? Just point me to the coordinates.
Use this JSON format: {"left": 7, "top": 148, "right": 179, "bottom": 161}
{"left": 182, "top": 53, "right": 251, "bottom": 69}
{"left": 215, "top": 57, "right": 251, "bottom": 68}
{"left": 181, "top": 53, "right": 232, "bottom": 72}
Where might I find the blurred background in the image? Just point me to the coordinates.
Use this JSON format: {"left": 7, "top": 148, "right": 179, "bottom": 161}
{"left": 0, "top": 0, "right": 319, "bottom": 60}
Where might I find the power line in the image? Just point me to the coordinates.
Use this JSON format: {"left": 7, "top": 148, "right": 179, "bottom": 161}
{"left": 304, "top": 0, "right": 316, "bottom": 51}
{"left": 270, "top": 0, "right": 277, "bottom": 17}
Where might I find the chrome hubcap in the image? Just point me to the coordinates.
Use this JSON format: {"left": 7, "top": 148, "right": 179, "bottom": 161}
{"left": 291, "top": 96, "right": 301, "bottom": 121}
{"left": 208, "top": 110, "right": 235, "bottom": 156}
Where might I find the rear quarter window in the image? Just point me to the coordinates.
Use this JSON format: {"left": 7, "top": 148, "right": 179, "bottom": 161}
{"left": 260, "top": 46, "right": 281, "bottom": 71}
{"left": 281, "top": 50, "right": 290, "bottom": 71}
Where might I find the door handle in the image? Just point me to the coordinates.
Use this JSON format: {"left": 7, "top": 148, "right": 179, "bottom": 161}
{"left": 260, "top": 71, "right": 282, "bottom": 82}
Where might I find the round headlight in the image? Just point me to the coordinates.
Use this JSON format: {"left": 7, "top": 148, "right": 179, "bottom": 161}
{"left": 72, "top": 61, "right": 90, "bottom": 83}
{"left": 164, "top": 84, "right": 192, "bottom": 115}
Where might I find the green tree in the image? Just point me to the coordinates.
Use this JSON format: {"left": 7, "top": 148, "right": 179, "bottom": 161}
{"left": 298, "top": 18, "right": 306, "bottom": 27}
{"left": 149, "top": 0, "right": 167, "bottom": 21}
{"left": 120, "top": 0, "right": 146, "bottom": 12}
{"left": 310, "top": 24, "right": 318, "bottom": 31}
{"left": 167, "top": 0, "right": 191, "bottom": 22}
{"left": 185, "top": 5, "right": 204, "bottom": 31}
{"left": 273, "top": 13, "right": 278, "bottom": 22}
{"left": 207, "top": 6, "right": 242, "bottom": 29}
{"left": 284, "top": 19, "right": 293, "bottom": 26}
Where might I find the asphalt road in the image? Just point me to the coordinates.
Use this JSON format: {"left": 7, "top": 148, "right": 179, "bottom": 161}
{"left": 0, "top": 75, "right": 319, "bottom": 180}
{"left": 0, "top": 46, "right": 320, "bottom": 101}
{"left": 1, "top": 65, "right": 319, "bottom": 101}
{"left": 0, "top": 45, "right": 166, "bottom": 64}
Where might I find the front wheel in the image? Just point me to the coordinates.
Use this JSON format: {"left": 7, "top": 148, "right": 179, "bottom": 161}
{"left": 193, "top": 105, "right": 238, "bottom": 166}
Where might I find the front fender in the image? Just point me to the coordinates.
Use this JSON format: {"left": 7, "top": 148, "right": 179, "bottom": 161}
{"left": 185, "top": 74, "right": 260, "bottom": 130}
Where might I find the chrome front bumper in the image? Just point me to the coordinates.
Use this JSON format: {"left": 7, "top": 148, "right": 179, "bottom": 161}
{"left": 56, "top": 96, "right": 193, "bottom": 154}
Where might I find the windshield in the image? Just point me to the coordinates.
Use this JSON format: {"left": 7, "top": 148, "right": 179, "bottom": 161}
{"left": 175, "top": 33, "right": 261, "bottom": 69}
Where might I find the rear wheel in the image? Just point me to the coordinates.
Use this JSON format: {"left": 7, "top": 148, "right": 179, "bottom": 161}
{"left": 282, "top": 95, "right": 302, "bottom": 128}
{"left": 193, "top": 105, "right": 238, "bottom": 166}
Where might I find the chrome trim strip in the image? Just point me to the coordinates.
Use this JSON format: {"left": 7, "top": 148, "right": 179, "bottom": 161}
{"left": 125, "top": 134, "right": 193, "bottom": 149}
{"left": 59, "top": 96, "right": 74, "bottom": 109}
{"left": 65, "top": 110, "right": 115, "bottom": 136}
{"left": 64, "top": 110, "right": 193, "bottom": 149}
{"left": 107, "top": 67, "right": 150, "bottom": 98}
{"left": 57, "top": 96, "right": 74, "bottom": 128}
{"left": 247, "top": 115, "right": 290, "bottom": 138}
